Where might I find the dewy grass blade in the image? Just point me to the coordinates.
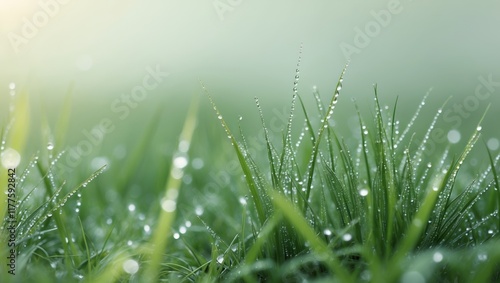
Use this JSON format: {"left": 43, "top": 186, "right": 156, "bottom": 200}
{"left": 486, "top": 144, "right": 500, "bottom": 228}
{"left": 201, "top": 82, "right": 267, "bottom": 225}
{"left": 270, "top": 191, "right": 353, "bottom": 282}
{"left": 145, "top": 94, "right": 199, "bottom": 282}
{"left": 304, "top": 63, "right": 348, "bottom": 210}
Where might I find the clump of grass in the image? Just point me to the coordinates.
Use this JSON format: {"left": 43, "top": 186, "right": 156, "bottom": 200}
{"left": 199, "top": 64, "right": 500, "bottom": 282}
{"left": 2, "top": 63, "right": 500, "bottom": 282}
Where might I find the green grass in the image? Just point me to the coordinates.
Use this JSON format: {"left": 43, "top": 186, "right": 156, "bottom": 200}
{"left": 1, "top": 64, "right": 500, "bottom": 282}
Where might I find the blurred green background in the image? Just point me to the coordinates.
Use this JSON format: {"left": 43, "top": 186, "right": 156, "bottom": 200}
{"left": 1, "top": 0, "right": 499, "bottom": 163}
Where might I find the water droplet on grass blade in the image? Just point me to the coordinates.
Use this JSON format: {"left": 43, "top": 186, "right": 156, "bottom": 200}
{"left": 342, "top": 233, "right": 352, "bottom": 241}
{"left": 122, "top": 259, "right": 139, "bottom": 275}
{"left": 179, "top": 226, "right": 187, "bottom": 234}
{"left": 173, "top": 233, "right": 180, "bottom": 240}
{"left": 161, "top": 199, "right": 176, "bottom": 212}
{"left": 359, "top": 189, "right": 369, "bottom": 197}
{"left": 173, "top": 155, "right": 188, "bottom": 169}
{"left": 217, "top": 255, "right": 224, "bottom": 264}
{"left": 195, "top": 206, "right": 204, "bottom": 216}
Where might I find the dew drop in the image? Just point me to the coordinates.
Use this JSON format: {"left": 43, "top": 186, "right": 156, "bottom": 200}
{"left": 161, "top": 199, "right": 176, "bottom": 212}
{"left": 478, "top": 253, "right": 488, "bottom": 261}
{"left": 487, "top": 138, "right": 499, "bottom": 151}
{"left": 128, "top": 204, "right": 136, "bottom": 212}
{"left": 173, "top": 155, "right": 188, "bottom": 169}
{"left": 239, "top": 197, "right": 247, "bottom": 205}
{"left": 144, "top": 225, "right": 150, "bottom": 233}
{"left": 433, "top": 252, "right": 443, "bottom": 263}
{"left": 192, "top": 158, "right": 204, "bottom": 169}
{"left": 1, "top": 148, "right": 21, "bottom": 169}
{"left": 476, "top": 126, "right": 482, "bottom": 132}
{"left": 323, "top": 229, "right": 332, "bottom": 236}
{"left": 359, "top": 189, "right": 369, "bottom": 197}
{"left": 195, "top": 206, "right": 204, "bottom": 216}
{"left": 447, "top": 130, "right": 461, "bottom": 144}
{"left": 9, "top": 82, "right": 16, "bottom": 90}
{"left": 47, "top": 143, "right": 54, "bottom": 150}
{"left": 217, "top": 255, "right": 224, "bottom": 264}
{"left": 342, "top": 233, "right": 352, "bottom": 242}
{"left": 173, "top": 233, "right": 180, "bottom": 240}
{"left": 122, "top": 259, "right": 139, "bottom": 275}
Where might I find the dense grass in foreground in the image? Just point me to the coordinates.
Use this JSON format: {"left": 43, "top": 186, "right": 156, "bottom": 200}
{"left": 1, "top": 65, "right": 500, "bottom": 282}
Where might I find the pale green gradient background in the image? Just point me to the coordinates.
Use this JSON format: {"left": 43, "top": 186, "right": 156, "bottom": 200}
{"left": 1, "top": 0, "right": 499, "bottom": 133}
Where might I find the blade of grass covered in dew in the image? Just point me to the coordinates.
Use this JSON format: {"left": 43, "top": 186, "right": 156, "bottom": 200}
{"left": 312, "top": 89, "right": 338, "bottom": 171}
{"left": 353, "top": 100, "right": 372, "bottom": 188}
{"left": 117, "top": 108, "right": 163, "bottom": 192}
{"left": 25, "top": 165, "right": 107, "bottom": 237}
{"left": 387, "top": 163, "right": 454, "bottom": 281}
{"left": 36, "top": 161, "right": 76, "bottom": 269}
{"left": 201, "top": 82, "right": 266, "bottom": 226}
{"left": 255, "top": 97, "right": 280, "bottom": 190}
{"left": 389, "top": 96, "right": 399, "bottom": 152}
{"left": 304, "top": 63, "right": 348, "bottom": 213}
{"left": 0, "top": 89, "right": 30, "bottom": 223}
{"left": 373, "top": 87, "right": 397, "bottom": 258}
{"left": 297, "top": 94, "right": 316, "bottom": 144}
{"left": 243, "top": 212, "right": 283, "bottom": 265}
{"left": 78, "top": 216, "right": 92, "bottom": 275}
{"left": 485, "top": 144, "right": 500, "bottom": 228}
{"left": 37, "top": 109, "right": 82, "bottom": 268}
{"left": 78, "top": 224, "right": 113, "bottom": 272}
{"left": 426, "top": 106, "right": 489, "bottom": 246}
{"left": 144, "top": 94, "right": 198, "bottom": 283}
{"left": 54, "top": 83, "right": 74, "bottom": 152}
{"left": 270, "top": 191, "right": 353, "bottom": 283}
{"left": 392, "top": 105, "right": 486, "bottom": 262}
{"left": 394, "top": 88, "right": 432, "bottom": 149}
